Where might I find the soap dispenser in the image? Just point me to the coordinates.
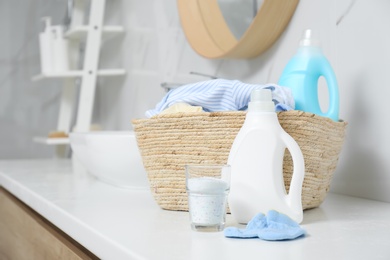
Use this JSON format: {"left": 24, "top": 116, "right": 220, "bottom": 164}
{"left": 51, "top": 25, "right": 70, "bottom": 72}
{"left": 227, "top": 88, "right": 305, "bottom": 224}
{"left": 278, "top": 29, "right": 339, "bottom": 121}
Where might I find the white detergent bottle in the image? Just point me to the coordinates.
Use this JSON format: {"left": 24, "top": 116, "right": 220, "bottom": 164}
{"left": 227, "top": 89, "right": 305, "bottom": 224}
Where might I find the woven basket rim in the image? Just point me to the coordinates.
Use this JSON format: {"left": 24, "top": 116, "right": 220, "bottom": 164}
{"left": 132, "top": 110, "right": 347, "bottom": 125}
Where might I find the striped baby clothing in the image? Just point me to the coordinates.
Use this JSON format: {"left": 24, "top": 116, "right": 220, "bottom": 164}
{"left": 146, "top": 79, "right": 294, "bottom": 118}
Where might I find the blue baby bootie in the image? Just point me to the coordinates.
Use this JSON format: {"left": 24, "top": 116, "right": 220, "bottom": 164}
{"left": 224, "top": 210, "right": 306, "bottom": 241}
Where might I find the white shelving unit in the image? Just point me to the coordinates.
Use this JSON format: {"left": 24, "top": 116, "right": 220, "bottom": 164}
{"left": 32, "top": 0, "right": 125, "bottom": 157}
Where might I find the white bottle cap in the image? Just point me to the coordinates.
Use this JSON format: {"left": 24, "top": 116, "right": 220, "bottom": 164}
{"left": 299, "top": 29, "right": 320, "bottom": 47}
{"left": 248, "top": 88, "right": 275, "bottom": 112}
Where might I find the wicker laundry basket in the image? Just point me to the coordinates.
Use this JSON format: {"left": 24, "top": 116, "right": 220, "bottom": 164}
{"left": 132, "top": 110, "right": 347, "bottom": 212}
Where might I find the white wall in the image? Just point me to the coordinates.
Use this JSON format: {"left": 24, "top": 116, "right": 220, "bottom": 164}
{"left": 0, "top": 0, "right": 66, "bottom": 158}
{"left": 1, "top": 0, "right": 390, "bottom": 203}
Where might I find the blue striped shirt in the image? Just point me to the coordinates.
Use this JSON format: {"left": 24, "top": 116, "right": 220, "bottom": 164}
{"left": 146, "top": 79, "right": 294, "bottom": 118}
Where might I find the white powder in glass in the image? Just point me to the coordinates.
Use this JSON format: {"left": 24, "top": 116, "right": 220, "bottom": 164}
{"left": 187, "top": 177, "right": 229, "bottom": 225}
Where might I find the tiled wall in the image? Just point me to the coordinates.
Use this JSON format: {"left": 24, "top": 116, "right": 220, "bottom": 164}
{"left": 1, "top": 0, "right": 390, "bottom": 202}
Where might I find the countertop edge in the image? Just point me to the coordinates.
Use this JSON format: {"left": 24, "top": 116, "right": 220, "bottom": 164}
{"left": 0, "top": 170, "right": 143, "bottom": 260}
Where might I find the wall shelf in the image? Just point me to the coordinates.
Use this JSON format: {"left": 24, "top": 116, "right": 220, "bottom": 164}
{"left": 32, "top": 71, "right": 83, "bottom": 81}
{"left": 33, "top": 137, "right": 70, "bottom": 145}
{"left": 65, "top": 25, "right": 124, "bottom": 40}
{"left": 96, "top": 69, "right": 126, "bottom": 77}
{"left": 32, "top": 69, "right": 126, "bottom": 81}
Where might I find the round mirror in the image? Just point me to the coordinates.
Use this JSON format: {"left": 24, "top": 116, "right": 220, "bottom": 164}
{"left": 177, "top": 0, "right": 299, "bottom": 59}
{"left": 218, "top": 0, "right": 263, "bottom": 40}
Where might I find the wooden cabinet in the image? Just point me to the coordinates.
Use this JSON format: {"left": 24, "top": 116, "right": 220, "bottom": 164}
{"left": 0, "top": 188, "right": 98, "bottom": 260}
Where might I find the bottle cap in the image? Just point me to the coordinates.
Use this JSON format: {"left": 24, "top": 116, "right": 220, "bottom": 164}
{"left": 248, "top": 88, "right": 275, "bottom": 112}
{"left": 299, "top": 29, "right": 320, "bottom": 47}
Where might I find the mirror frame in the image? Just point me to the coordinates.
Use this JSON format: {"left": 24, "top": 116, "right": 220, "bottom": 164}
{"left": 177, "top": 0, "right": 299, "bottom": 59}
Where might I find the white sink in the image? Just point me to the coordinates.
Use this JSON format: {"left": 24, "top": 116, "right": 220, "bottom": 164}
{"left": 69, "top": 131, "right": 149, "bottom": 189}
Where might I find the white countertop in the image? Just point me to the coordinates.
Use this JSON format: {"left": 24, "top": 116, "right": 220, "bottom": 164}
{"left": 0, "top": 159, "right": 390, "bottom": 260}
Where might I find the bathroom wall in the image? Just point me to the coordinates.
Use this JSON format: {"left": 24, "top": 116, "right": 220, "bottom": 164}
{"left": 1, "top": 0, "right": 390, "bottom": 203}
{"left": 0, "top": 0, "right": 67, "bottom": 158}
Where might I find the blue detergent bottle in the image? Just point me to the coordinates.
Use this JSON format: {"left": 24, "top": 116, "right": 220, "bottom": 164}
{"left": 278, "top": 29, "right": 339, "bottom": 121}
